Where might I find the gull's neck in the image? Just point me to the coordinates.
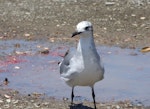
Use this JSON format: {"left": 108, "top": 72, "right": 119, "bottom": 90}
{"left": 76, "top": 32, "right": 99, "bottom": 68}
{"left": 77, "top": 33, "right": 96, "bottom": 54}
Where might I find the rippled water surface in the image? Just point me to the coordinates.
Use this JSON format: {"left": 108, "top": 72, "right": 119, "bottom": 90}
{"left": 0, "top": 40, "right": 150, "bottom": 105}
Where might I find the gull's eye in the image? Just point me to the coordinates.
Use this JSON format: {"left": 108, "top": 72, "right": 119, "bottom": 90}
{"left": 85, "top": 26, "right": 90, "bottom": 31}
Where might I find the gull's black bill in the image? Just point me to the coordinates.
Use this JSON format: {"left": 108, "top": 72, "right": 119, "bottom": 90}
{"left": 71, "top": 31, "right": 82, "bottom": 37}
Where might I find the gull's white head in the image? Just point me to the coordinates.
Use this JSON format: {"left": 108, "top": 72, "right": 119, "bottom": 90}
{"left": 72, "top": 21, "right": 93, "bottom": 37}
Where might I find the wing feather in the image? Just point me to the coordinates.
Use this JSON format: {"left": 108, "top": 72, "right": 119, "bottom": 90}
{"left": 59, "top": 48, "right": 75, "bottom": 74}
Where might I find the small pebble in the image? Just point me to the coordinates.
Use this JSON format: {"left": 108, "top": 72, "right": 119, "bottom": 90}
{"left": 128, "top": 103, "right": 133, "bottom": 107}
{"left": 6, "top": 99, "right": 11, "bottom": 103}
{"left": 12, "top": 99, "right": 19, "bottom": 104}
{"left": 107, "top": 51, "right": 112, "bottom": 54}
{"left": 4, "top": 94, "right": 11, "bottom": 99}
{"left": 34, "top": 103, "right": 40, "bottom": 108}
{"left": 50, "top": 38, "right": 55, "bottom": 42}
{"left": 56, "top": 24, "right": 60, "bottom": 27}
{"left": 30, "top": 100, "right": 34, "bottom": 103}
{"left": 105, "top": 2, "right": 115, "bottom": 6}
{"left": 24, "top": 33, "right": 30, "bottom": 37}
{"left": 116, "top": 105, "right": 120, "bottom": 109}
{"left": 141, "top": 47, "right": 150, "bottom": 53}
{"left": 42, "top": 102, "right": 49, "bottom": 106}
{"left": 131, "top": 14, "right": 136, "bottom": 17}
{"left": 0, "top": 99, "right": 4, "bottom": 103}
{"left": 3, "top": 78, "right": 9, "bottom": 85}
{"left": 39, "top": 49, "right": 49, "bottom": 54}
{"left": 63, "top": 97, "right": 68, "bottom": 101}
{"left": 140, "top": 17, "right": 146, "bottom": 20}
{"left": 14, "top": 43, "right": 21, "bottom": 48}
{"left": 14, "top": 66, "right": 20, "bottom": 69}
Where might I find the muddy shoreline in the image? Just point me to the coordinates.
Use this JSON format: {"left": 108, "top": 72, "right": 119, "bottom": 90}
{"left": 0, "top": 0, "right": 150, "bottom": 108}
{"left": 0, "top": 87, "right": 149, "bottom": 109}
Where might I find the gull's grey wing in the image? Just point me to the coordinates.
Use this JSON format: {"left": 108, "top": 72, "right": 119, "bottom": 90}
{"left": 59, "top": 48, "right": 75, "bottom": 74}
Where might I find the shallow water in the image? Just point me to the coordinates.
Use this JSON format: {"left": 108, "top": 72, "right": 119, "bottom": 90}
{"left": 0, "top": 40, "right": 150, "bottom": 106}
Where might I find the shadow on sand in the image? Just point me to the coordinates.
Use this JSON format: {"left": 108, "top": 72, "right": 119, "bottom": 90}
{"left": 70, "top": 103, "right": 93, "bottom": 109}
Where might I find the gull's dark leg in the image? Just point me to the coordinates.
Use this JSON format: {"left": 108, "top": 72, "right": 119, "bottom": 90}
{"left": 92, "top": 86, "right": 96, "bottom": 109}
{"left": 71, "top": 87, "right": 74, "bottom": 105}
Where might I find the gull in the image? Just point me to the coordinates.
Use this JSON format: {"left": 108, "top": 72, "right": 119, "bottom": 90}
{"left": 59, "top": 21, "right": 104, "bottom": 109}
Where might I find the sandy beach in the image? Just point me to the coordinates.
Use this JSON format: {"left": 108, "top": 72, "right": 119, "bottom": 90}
{"left": 0, "top": 0, "right": 150, "bottom": 108}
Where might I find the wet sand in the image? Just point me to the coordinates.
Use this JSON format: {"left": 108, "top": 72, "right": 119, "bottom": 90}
{"left": 0, "top": 0, "right": 150, "bottom": 109}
